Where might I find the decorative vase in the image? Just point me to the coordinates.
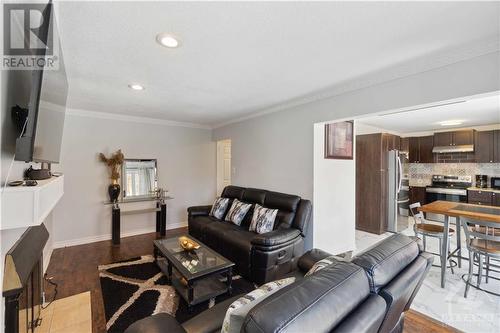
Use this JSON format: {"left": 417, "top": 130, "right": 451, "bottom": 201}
{"left": 108, "top": 181, "right": 120, "bottom": 203}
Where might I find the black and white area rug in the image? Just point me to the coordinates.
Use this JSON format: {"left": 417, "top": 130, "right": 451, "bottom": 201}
{"left": 98, "top": 255, "right": 255, "bottom": 333}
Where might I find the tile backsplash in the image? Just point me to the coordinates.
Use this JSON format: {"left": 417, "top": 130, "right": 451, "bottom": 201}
{"left": 408, "top": 163, "right": 500, "bottom": 186}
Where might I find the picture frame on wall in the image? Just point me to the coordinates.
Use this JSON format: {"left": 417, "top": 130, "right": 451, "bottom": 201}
{"left": 324, "top": 121, "right": 353, "bottom": 159}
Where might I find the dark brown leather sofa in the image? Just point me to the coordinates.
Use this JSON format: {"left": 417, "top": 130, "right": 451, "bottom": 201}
{"left": 187, "top": 186, "right": 312, "bottom": 284}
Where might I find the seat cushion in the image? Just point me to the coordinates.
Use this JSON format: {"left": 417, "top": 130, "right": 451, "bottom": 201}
{"left": 189, "top": 215, "right": 218, "bottom": 241}
{"left": 470, "top": 239, "right": 500, "bottom": 254}
{"left": 352, "top": 234, "right": 419, "bottom": 293}
{"left": 203, "top": 221, "right": 240, "bottom": 254}
{"left": 222, "top": 229, "right": 256, "bottom": 275}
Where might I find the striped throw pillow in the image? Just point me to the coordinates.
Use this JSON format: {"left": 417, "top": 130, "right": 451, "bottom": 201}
{"left": 249, "top": 204, "right": 278, "bottom": 234}
{"left": 225, "top": 199, "right": 252, "bottom": 225}
{"left": 209, "top": 197, "right": 229, "bottom": 219}
{"left": 221, "top": 277, "right": 295, "bottom": 333}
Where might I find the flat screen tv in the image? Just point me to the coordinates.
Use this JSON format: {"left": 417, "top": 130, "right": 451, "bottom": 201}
{"left": 14, "top": 2, "right": 68, "bottom": 164}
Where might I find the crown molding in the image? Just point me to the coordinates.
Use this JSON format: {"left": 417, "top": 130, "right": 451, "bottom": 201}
{"left": 66, "top": 108, "right": 212, "bottom": 130}
{"left": 213, "top": 37, "right": 500, "bottom": 129}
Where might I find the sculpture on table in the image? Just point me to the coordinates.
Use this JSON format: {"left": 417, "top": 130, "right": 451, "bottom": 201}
{"left": 99, "top": 149, "right": 124, "bottom": 203}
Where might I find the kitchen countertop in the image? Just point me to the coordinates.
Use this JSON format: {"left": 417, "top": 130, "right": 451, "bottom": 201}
{"left": 467, "top": 187, "right": 500, "bottom": 194}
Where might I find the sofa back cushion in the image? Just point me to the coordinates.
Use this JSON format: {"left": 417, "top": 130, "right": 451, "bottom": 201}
{"left": 242, "top": 261, "right": 370, "bottom": 333}
{"left": 221, "top": 186, "right": 307, "bottom": 230}
{"left": 221, "top": 186, "right": 245, "bottom": 200}
{"left": 264, "top": 191, "right": 300, "bottom": 229}
{"left": 351, "top": 234, "right": 420, "bottom": 293}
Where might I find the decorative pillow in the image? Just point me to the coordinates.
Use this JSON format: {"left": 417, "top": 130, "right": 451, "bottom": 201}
{"left": 304, "top": 255, "right": 346, "bottom": 277}
{"left": 209, "top": 197, "right": 229, "bottom": 219}
{"left": 225, "top": 199, "right": 252, "bottom": 225}
{"left": 221, "top": 277, "right": 295, "bottom": 333}
{"left": 249, "top": 204, "right": 278, "bottom": 234}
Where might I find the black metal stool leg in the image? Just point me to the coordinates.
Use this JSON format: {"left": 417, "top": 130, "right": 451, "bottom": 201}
{"left": 465, "top": 250, "right": 474, "bottom": 298}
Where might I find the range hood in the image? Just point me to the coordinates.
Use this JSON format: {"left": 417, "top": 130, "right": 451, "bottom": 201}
{"left": 432, "top": 144, "right": 474, "bottom": 153}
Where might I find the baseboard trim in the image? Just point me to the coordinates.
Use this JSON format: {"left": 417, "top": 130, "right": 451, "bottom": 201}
{"left": 53, "top": 222, "right": 188, "bottom": 248}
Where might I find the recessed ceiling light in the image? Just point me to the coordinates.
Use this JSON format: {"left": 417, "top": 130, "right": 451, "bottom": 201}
{"left": 156, "top": 33, "right": 180, "bottom": 48}
{"left": 128, "top": 84, "right": 144, "bottom": 91}
{"left": 439, "top": 120, "right": 464, "bottom": 126}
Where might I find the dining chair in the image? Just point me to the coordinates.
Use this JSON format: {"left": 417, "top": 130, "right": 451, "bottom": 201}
{"left": 409, "top": 202, "right": 455, "bottom": 273}
{"left": 462, "top": 217, "right": 500, "bottom": 298}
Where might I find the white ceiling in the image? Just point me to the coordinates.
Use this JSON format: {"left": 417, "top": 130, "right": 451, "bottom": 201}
{"left": 56, "top": 1, "right": 500, "bottom": 126}
{"left": 358, "top": 94, "right": 500, "bottom": 134}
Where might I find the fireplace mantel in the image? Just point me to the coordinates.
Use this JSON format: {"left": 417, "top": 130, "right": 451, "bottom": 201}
{"left": 1, "top": 176, "right": 64, "bottom": 230}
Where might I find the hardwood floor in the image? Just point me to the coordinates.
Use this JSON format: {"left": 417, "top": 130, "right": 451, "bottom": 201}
{"left": 45, "top": 229, "right": 458, "bottom": 333}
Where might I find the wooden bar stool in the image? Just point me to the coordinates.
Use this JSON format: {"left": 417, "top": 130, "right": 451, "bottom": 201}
{"left": 462, "top": 218, "right": 500, "bottom": 298}
{"left": 409, "top": 202, "right": 455, "bottom": 273}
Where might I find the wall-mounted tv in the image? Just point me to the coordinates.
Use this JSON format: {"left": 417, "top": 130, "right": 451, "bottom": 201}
{"left": 14, "top": 2, "right": 68, "bottom": 164}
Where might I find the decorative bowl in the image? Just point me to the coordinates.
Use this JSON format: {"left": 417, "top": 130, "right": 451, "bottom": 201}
{"left": 179, "top": 236, "right": 200, "bottom": 251}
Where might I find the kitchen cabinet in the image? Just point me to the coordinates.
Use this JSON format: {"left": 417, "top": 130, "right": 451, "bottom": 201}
{"left": 408, "top": 136, "right": 434, "bottom": 163}
{"left": 495, "top": 130, "right": 500, "bottom": 163}
{"left": 356, "top": 133, "right": 400, "bottom": 234}
{"left": 433, "top": 132, "right": 453, "bottom": 147}
{"left": 409, "top": 186, "right": 426, "bottom": 205}
{"left": 467, "top": 189, "right": 492, "bottom": 205}
{"left": 475, "top": 130, "right": 500, "bottom": 163}
{"left": 400, "top": 137, "right": 409, "bottom": 154}
{"left": 493, "top": 192, "right": 500, "bottom": 207}
{"left": 475, "top": 131, "right": 495, "bottom": 163}
{"left": 434, "top": 130, "right": 475, "bottom": 147}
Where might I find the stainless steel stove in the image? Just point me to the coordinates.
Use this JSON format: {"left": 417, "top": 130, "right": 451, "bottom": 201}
{"left": 425, "top": 175, "right": 472, "bottom": 203}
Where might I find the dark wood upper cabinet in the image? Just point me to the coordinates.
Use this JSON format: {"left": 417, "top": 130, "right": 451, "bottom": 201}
{"left": 433, "top": 129, "right": 475, "bottom": 147}
{"left": 433, "top": 132, "right": 453, "bottom": 147}
{"left": 408, "top": 136, "right": 434, "bottom": 163}
{"left": 474, "top": 130, "right": 500, "bottom": 163}
{"left": 453, "top": 130, "right": 475, "bottom": 145}
{"left": 419, "top": 136, "right": 434, "bottom": 163}
{"left": 475, "top": 130, "right": 495, "bottom": 163}
{"left": 408, "top": 137, "right": 420, "bottom": 163}
{"left": 400, "top": 137, "right": 409, "bottom": 154}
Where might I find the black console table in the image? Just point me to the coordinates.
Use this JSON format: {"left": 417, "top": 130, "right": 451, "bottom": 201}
{"left": 106, "top": 196, "right": 173, "bottom": 245}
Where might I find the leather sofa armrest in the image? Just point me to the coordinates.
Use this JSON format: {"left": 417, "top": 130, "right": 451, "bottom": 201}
{"left": 297, "top": 249, "right": 332, "bottom": 273}
{"left": 187, "top": 205, "right": 212, "bottom": 217}
{"left": 124, "top": 313, "right": 186, "bottom": 333}
{"left": 251, "top": 229, "right": 301, "bottom": 247}
{"left": 182, "top": 295, "right": 240, "bottom": 333}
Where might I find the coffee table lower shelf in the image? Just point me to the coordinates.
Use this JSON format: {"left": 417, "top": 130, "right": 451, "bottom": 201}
{"left": 157, "top": 258, "right": 232, "bottom": 308}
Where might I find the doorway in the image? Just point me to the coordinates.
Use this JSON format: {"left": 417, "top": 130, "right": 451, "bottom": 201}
{"left": 216, "top": 139, "right": 231, "bottom": 195}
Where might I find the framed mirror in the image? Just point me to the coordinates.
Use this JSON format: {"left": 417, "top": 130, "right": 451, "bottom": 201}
{"left": 122, "top": 159, "right": 158, "bottom": 201}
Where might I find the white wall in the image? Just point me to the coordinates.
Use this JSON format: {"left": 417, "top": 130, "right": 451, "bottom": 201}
{"left": 51, "top": 113, "right": 215, "bottom": 247}
{"left": 313, "top": 122, "right": 355, "bottom": 254}
{"left": 213, "top": 52, "right": 500, "bottom": 250}
{"left": 1, "top": 68, "right": 55, "bottom": 333}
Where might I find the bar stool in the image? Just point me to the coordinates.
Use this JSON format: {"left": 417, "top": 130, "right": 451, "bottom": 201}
{"left": 409, "top": 202, "right": 455, "bottom": 273}
{"left": 462, "top": 218, "right": 500, "bottom": 298}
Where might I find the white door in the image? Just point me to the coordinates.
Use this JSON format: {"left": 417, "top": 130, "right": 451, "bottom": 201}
{"left": 217, "top": 140, "right": 231, "bottom": 195}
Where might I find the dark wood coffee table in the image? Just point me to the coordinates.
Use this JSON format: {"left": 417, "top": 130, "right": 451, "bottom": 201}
{"left": 153, "top": 235, "right": 234, "bottom": 311}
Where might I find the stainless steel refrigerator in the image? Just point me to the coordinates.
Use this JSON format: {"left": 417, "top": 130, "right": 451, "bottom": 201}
{"left": 387, "top": 150, "right": 410, "bottom": 233}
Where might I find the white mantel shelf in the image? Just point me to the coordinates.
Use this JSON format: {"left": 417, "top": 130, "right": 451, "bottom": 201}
{"left": 1, "top": 176, "right": 64, "bottom": 230}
